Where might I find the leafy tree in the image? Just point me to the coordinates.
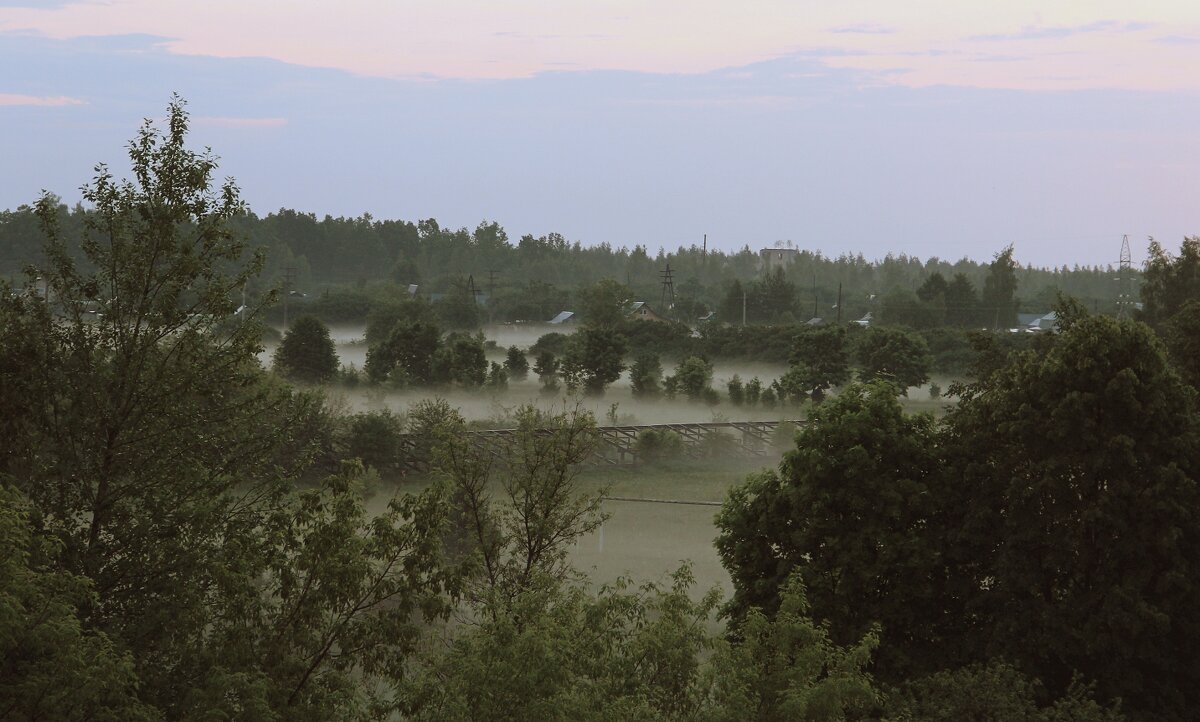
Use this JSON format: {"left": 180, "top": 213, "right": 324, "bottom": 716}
{"left": 891, "top": 661, "right": 1124, "bottom": 722}
{"left": 342, "top": 409, "right": 406, "bottom": 473}
{"left": 533, "top": 350, "right": 561, "bottom": 394}
{"left": 745, "top": 376, "right": 763, "bottom": 406}
{"left": 401, "top": 568, "right": 717, "bottom": 722}
{"left": 716, "top": 383, "right": 948, "bottom": 681}
{"left": 1162, "top": 299, "right": 1200, "bottom": 388}
{"left": 503, "top": 345, "right": 529, "bottom": 381}
{"left": 699, "top": 574, "right": 880, "bottom": 721}
{"left": 434, "top": 332, "right": 487, "bottom": 388}
{"left": 668, "top": 356, "right": 715, "bottom": 402}
{"left": 726, "top": 374, "right": 745, "bottom": 406}
{"left": 487, "top": 360, "right": 508, "bottom": 390}
{"left": 364, "top": 297, "right": 435, "bottom": 347}
{"left": 561, "top": 326, "right": 628, "bottom": 395}
{"left": 1140, "top": 236, "right": 1200, "bottom": 327}
{"left": 855, "top": 326, "right": 931, "bottom": 393}
{"left": 0, "top": 486, "right": 155, "bottom": 721}
{"left": 720, "top": 279, "right": 746, "bottom": 324}
{"left": 365, "top": 320, "right": 441, "bottom": 384}
{"left": 430, "top": 404, "right": 606, "bottom": 606}
{"left": 630, "top": 352, "right": 663, "bottom": 398}
{"left": 780, "top": 325, "right": 850, "bottom": 403}
{"left": 981, "top": 245, "right": 1019, "bottom": 329}
{"left": 0, "top": 97, "right": 463, "bottom": 719}
{"left": 273, "top": 314, "right": 339, "bottom": 384}
{"left": 943, "top": 309, "right": 1200, "bottom": 718}
{"left": 944, "top": 272, "right": 980, "bottom": 327}
{"left": 578, "top": 278, "right": 631, "bottom": 328}
{"left": 916, "top": 272, "right": 949, "bottom": 303}
{"left": 879, "top": 287, "right": 941, "bottom": 328}
{"left": 635, "top": 428, "right": 685, "bottom": 464}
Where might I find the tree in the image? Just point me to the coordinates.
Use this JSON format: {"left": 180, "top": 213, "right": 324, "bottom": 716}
{"left": 981, "top": 245, "right": 1019, "bottom": 329}
{"left": 944, "top": 272, "right": 979, "bottom": 327}
{"left": 943, "top": 309, "right": 1200, "bottom": 718}
{"left": 667, "top": 356, "right": 716, "bottom": 402}
{"left": 629, "top": 352, "right": 663, "bottom": 398}
{"left": 916, "top": 272, "right": 949, "bottom": 303}
{"left": 855, "top": 326, "right": 931, "bottom": 393}
{"left": 561, "top": 326, "right": 627, "bottom": 395}
{"left": 726, "top": 375, "right": 745, "bottom": 406}
{"left": 779, "top": 325, "right": 850, "bottom": 403}
{"left": 715, "top": 383, "right": 948, "bottom": 682}
{"left": 533, "top": 351, "right": 560, "bottom": 394}
{"left": 434, "top": 276, "right": 481, "bottom": 329}
{"left": 503, "top": 345, "right": 529, "bottom": 381}
{"left": 578, "top": 278, "right": 630, "bottom": 328}
{"left": 1163, "top": 299, "right": 1200, "bottom": 389}
{"left": 0, "top": 486, "right": 155, "bottom": 721}
{"left": 699, "top": 574, "right": 880, "bottom": 721}
{"left": 1140, "top": 236, "right": 1200, "bottom": 328}
{"left": 434, "top": 332, "right": 487, "bottom": 388}
{"left": 0, "top": 98, "right": 464, "bottom": 719}
{"left": 273, "top": 314, "right": 339, "bottom": 384}
{"left": 365, "top": 320, "right": 441, "bottom": 384}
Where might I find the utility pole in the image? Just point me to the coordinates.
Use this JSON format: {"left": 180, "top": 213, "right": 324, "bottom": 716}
{"left": 812, "top": 270, "right": 818, "bottom": 319}
{"left": 1117, "top": 234, "right": 1133, "bottom": 320}
{"left": 742, "top": 290, "right": 747, "bottom": 327}
{"left": 283, "top": 266, "right": 295, "bottom": 328}
{"left": 659, "top": 263, "right": 675, "bottom": 315}
{"left": 836, "top": 282, "right": 842, "bottom": 324}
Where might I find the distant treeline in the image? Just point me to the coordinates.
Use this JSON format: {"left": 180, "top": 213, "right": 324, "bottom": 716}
{"left": 2, "top": 203, "right": 1137, "bottom": 324}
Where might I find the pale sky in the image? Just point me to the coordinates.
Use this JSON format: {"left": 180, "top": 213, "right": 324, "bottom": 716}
{"left": 2, "top": 0, "right": 1198, "bottom": 266}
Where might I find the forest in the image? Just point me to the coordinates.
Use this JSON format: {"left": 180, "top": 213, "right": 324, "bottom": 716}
{"left": 3, "top": 100, "right": 1200, "bottom": 722}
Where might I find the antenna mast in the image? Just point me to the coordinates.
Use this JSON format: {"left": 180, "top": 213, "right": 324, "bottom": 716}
{"left": 659, "top": 263, "right": 675, "bottom": 315}
{"left": 1117, "top": 235, "right": 1133, "bottom": 319}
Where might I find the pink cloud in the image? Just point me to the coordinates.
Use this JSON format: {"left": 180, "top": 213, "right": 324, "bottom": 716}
{"left": 0, "top": 93, "right": 86, "bottom": 107}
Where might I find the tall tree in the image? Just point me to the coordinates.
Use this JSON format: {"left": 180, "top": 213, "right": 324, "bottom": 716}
{"left": 716, "top": 383, "right": 949, "bottom": 681}
{"left": 561, "top": 327, "right": 627, "bottom": 395}
{"left": 273, "top": 314, "right": 339, "bottom": 384}
{"left": 1140, "top": 236, "right": 1200, "bottom": 328}
{"left": 981, "top": 245, "right": 1019, "bottom": 329}
{"left": 945, "top": 308, "right": 1200, "bottom": 717}
{"left": 780, "top": 325, "right": 851, "bottom": 403}
{"left": 855, "top": 326, "right": 932, "bottom": 393}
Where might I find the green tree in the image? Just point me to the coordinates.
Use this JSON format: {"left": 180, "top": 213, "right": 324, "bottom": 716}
{"left": 855, "top": 326, "right": 931, "bottom": 393}
{"left": 0, "top": 98, "right": 463, "bottom": 720}
{"left": 699, "top": 574, "right": 880, "bottom": 722}
{"left": 716, "top": 383, "right": 948, "bottom": 681}
{"left": 1140, "top": 236, "right": 1200, "bottom": 327}
{"left": 578, "top": 278, "right": 631, "bottom": 328}
{"left": 433, "top": 332, "right": 487, "bottom": 388}
{"left": 0, "top": 486, "right": 155, "bottom": 722}
{"left": 434, "top": 276, "right": 481, "bottom": 329}
{"left": 561, "top": 327, "right": 628, "bottom": 395}
{"left": 629, "top": 352, "right": 663, "bottom": 398}
{"left": 943, "top": 309, "right": 1200, "bottom": 718}
{"left": 668, "top": 356, "right": 715, "bottom": 402}
{"left": 981, "top": 245, "right": 1019, "bottom": 329}
{"left": 503, "top": 345, "right": 529, "bottom": 381}
{"left": 273, "top": 314, "right": 339, "bottom": 384}
{"left": 1162, "top": 298, "right": 1200, "bottom": 388}
{"left": 533, "top": 350, "right": 561, "bottom": 394}
{"left": 365, "top": 320, "right": 441, "bottom": 384}
{"left": 944, "top": 272, "right": 980, "bottom": 327}
{"left": 780, "top": 325, "right": 851, "bottom": 403}
{"left": 726, "top": 374, "right": 745, "bottom": 406}
{"left": 342, "top": 409, "right": 406, "bottom": 474}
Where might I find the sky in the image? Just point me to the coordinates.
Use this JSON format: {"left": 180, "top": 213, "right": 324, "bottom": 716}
{"left": 2, "top": 1, "right": 1199, "bottom": 267}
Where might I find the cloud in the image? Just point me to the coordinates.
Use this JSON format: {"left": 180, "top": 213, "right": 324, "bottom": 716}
{"left": 0, "top": 92, "right": 85, "bottom": 106}
{"left": 969, "top": 20, "right": 1153, "bottom": 42}
{"left": 830, "top": 23, "right": 894, "bottom": 35}
{"left": 1154, "top": 35, "right": 1200, "bottom": 46}
{"left": 193, "top": 116, "right": 287, "bottom": 128}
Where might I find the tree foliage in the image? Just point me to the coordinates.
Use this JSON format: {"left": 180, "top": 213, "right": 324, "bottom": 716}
{"left": 855, "top": 326, "right": 932, "bottom": 393}
{"left": 273, "top": 315, "right": 339, "bottom": 384}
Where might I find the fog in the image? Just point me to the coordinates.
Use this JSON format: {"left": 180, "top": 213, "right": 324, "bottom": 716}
{"left": 264, "top": 323, "right": 798, "bottom": 425}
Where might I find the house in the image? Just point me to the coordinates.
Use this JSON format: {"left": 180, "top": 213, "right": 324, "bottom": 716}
{"left": 626, "top": 301, "right": 669, "bottom": 322}
{"left": 548, "top": 310, "right": 576, "bottom": 325}
{"left": 853, "top": 312, "right": 872, "bottom": 327}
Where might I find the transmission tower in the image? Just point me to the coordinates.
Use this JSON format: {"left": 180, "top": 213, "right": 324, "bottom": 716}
{"left": 659, "top": 263, "right": 675, "bottom": 313}
{"left": 1117, "top": 235, "right": 1133, "bottom": 319}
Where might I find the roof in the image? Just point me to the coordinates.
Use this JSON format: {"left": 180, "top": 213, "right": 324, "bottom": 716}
{"left": 628, "top": 301, "right": 646, "bottom": 313}
{"left": 548, "top": 311, "right": 575, "bottom": 324}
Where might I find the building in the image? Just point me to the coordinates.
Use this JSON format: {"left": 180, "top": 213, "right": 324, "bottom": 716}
{"left": 759, "top": 246, "right": 800, "bottom": 273}
{"left": 548, "top": 310, "right": 576, "bottom": 325}
{"left": 626, "top": 301, "right": 669, "bottom": 322}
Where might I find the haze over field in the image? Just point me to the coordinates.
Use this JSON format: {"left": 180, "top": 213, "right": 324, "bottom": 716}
{"left": 3, "top": 1, "right": 1198, "bottom": 266}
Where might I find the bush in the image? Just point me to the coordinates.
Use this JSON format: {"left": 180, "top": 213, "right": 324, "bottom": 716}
{"left": 635, "top": 429, "right": 685, "bottom": 464}
{"left": 273, "top": 315, "right": 339, "bottom": 384}
{"left": 343, "top": 409, "right": 406, "bottom": 473}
